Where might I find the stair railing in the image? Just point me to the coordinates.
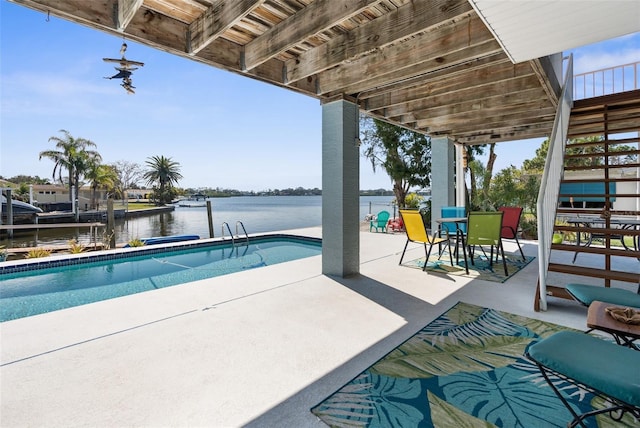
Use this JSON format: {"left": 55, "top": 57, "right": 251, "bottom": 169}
{"left": 536, "top": 54, "right": 574, "bottom": 311}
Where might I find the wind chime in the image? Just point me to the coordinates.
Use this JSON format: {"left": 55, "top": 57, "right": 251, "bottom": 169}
{"left": 103, "top": 41, "right": 144, "bottom": 94}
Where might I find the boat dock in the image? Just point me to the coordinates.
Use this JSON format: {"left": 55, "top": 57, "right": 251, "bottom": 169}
{"left": 35, "top": 210, "right": 125, "bottom": 223}
{"left": 0, "top": 222, "right": 105, "bottom": 239}
{"left": 0, "top": 222, "right": 106, "bottom": 259}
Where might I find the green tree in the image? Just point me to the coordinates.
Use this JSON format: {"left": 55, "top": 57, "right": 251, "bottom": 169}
{"left": 464, "top": 145, "right": 486, "bottom": 208}
{"left": 86, "top": 162, "right": 118, "bottom": 209}
{"left": 490, "top": 166, "right": 540, "bottom": 216}
{"left": 522, "top": 140, "right": 549, "bottom": 172}
{"left": 143, "top": 155, "right": 183, "bottom": 205}
{"left": 39, "top": 129, "right": 100, "bottom": 204}
{"left": 523, "top": 136, "right": 638, "bottom": 172}
{"left": 465, "top": 143, "right": 498, "bottom": 211}
{"left": 468, "top": 159, "right": 494, "bottom": 211}
{"left": 6, "top": 175, "right": 51, "bottom": 185}
{"left": 361, "top": 116, "right": 431, "bottom": 208}
{"left": 11, "top": 183, "right": 31, "bottom": 202}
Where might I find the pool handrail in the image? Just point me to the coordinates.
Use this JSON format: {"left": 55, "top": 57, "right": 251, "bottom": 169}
{"left": 221, "top": 222, "right": 235, "bottom": 246}
{"left": 236, "top": 221, "right": 249, "bottom": 245}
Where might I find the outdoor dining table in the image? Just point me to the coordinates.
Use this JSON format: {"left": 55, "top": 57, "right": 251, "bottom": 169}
{"left": 566, "top": 216, "right": 640, "bottom": 262}
{"left": 435, "top": 217, "right": 468, "bottom": 274}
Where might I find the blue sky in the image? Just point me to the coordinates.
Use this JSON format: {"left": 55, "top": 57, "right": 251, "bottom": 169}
{"left": 1, "top": 2, "right": 638, "bottom": 191}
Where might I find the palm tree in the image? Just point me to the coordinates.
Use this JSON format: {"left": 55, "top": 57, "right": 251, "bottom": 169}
{"left": 143, "top": 155, "right": 183, "bottom": 205}
{"left": 86, "top": 162, "right": 118, "bottom": 209}
{"left": 39, "top": 129, "right": 101, "bottom": 205}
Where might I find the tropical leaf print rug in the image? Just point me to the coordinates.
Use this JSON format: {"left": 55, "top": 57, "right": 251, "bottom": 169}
{"left": 402, "top": 253, "right": 535, "bottom": 283}
{"left": 311, "top": 302, "right": 637, "bottom": 427}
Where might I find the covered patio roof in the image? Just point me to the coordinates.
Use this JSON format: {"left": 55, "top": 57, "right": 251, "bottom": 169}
{"left": 10, "top": 1, "right": 638, "bottom": 145}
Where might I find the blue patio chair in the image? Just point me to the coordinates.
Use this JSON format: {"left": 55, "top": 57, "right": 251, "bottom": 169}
{"left": 439, "top": 206, "right": 467, "bottom": 261}
{"left": 439, "top": 206, "right": 467, "bottom": 236}
{"left": 370, "top": 210, "right": 390, "bottom": 232}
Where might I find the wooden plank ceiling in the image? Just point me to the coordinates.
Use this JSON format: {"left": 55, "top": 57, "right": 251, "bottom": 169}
{"left": 10, "top": 0, "right": 561, "bottom": 145}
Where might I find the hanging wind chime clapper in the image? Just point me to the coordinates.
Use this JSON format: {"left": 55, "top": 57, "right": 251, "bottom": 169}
{"left": 103, "top": 41, "right": 144, "bottom": 94}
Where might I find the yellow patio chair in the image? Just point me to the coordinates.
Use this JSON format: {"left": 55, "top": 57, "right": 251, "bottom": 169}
{"left": 466, "top": 211, "right": 508, "bottom": 276}
{"left": 398, "top": 209, "right": 453, "bottom": 271}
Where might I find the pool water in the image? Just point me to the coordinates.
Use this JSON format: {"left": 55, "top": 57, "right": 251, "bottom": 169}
{"left": 0, "top": 237, "right": 321, "bottom": 322}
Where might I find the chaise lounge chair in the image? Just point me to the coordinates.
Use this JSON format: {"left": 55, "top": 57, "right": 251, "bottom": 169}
{"left": 565, "top": 283, "right": 640, "bottom": 308}
{"left": 526, "top": 331, "right": 640, "bottom": 427}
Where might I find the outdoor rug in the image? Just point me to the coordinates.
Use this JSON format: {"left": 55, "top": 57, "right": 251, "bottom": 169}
{"left": 401, "top": 252, "right": 535, "bottom": 283}
{"left": 311, "top": 302, "right": 637, "bottom": 427}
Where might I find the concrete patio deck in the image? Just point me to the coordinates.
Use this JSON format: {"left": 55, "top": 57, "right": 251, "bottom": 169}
{"left": 1, "top": 227, "right": 637, "bottom": 427}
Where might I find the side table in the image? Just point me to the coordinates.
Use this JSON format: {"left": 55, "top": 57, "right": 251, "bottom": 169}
{"left": 587, "top": 300, "right": 640, "bottom": 350}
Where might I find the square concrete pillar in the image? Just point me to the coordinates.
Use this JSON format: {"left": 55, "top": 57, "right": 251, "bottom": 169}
{"left": 430, "top": 136, "right": 455, "bottom": 233}
{"left": 455, "top": 144, "right": 466, "bottom": 207}
{"left": 322, "top": 98, "right": 360, "bottom": 277}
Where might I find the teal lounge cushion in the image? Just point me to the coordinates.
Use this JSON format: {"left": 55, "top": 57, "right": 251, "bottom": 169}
{"left": 528, "top": 331, "right": 640, "bottom": 407}
{"left": 566, "top": 283, "right": 640, "bottom": 307}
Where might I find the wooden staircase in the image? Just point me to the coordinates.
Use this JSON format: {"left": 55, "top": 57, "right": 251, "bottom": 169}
{"left": 544, "top": 90, "right": 640, "bottom": 300}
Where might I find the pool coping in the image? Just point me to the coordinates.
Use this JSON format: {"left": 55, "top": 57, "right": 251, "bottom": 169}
{"left": 0, "top": 233, "right": 321, "bottom": 275}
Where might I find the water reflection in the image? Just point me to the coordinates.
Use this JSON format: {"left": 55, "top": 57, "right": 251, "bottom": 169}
{"left": 1, "top": 195, "right": 394, "bottom": 248}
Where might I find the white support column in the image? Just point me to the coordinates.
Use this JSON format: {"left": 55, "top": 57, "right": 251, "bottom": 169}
{"left": 321, "top": 98, "right": 360, "bottom": 277}
{"left": 455, "top": 144, "right": 466, "bottom": 207}
{"left": 430, "top": 136, "right": 455, "bottom": 233}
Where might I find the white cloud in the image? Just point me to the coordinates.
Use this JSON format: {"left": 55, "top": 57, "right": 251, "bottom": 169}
{"left": 574, "top": 49, "right": 640, "bottom": 75}
{"left": 571, "top": 33, "right": 640, "bottom": 74}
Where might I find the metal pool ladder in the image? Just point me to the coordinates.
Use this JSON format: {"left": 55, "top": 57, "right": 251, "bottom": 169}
{"left": 220, "top": 221, "right": 249, "bottom": 246}
{"left": 236, "top": 221, "right": 249, "bottom": 245}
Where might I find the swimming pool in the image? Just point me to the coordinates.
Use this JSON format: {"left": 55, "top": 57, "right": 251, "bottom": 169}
{"left": 0, "top": 234, "right": 321, "bottom": 322}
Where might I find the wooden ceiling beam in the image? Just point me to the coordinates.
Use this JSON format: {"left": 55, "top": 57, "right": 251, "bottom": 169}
{"left": 414, "top": 102, "right": 556, "bottom": 129}
{"left": 356, "top": 52, "right": 506, "bottom": 101}
{"left": 284, "top": 0, "right": 472, "bottom": 84}
{"left": 243, "top": 0, "right": 382, "bottom": 71}
{"left": 453, "top": 122, "right": 554, "bottom": 145}
{"left": 188, "top": 0, "right": 265, "bottom": 55}
{"left": 363, "top": 59, "right": 533, "bottom": 111}
{"left": 411, "top": 89, "right": 549, "bottom": 118}
{"left": 316, "top": 15, "right": 501, "bottom": 95}
{"left": 117, "top": 0, "right": 143, "bottom": 31}
{"left": 422, "top": 109, "right": 556, "bottom": 134}
{"left": 10, "top": 0, "right": 117, "bottom": 30}
{"left": 381, "top": 75, "right": 542, "bottom": 117}
{"left": 333, "top": 41, "right": 502, "bottom": 98}
{"left": 143, "top": 0, "right": 207, "bottom": 23}
{"left": 194, "top": 39, "right": 318, "bottom": 95}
